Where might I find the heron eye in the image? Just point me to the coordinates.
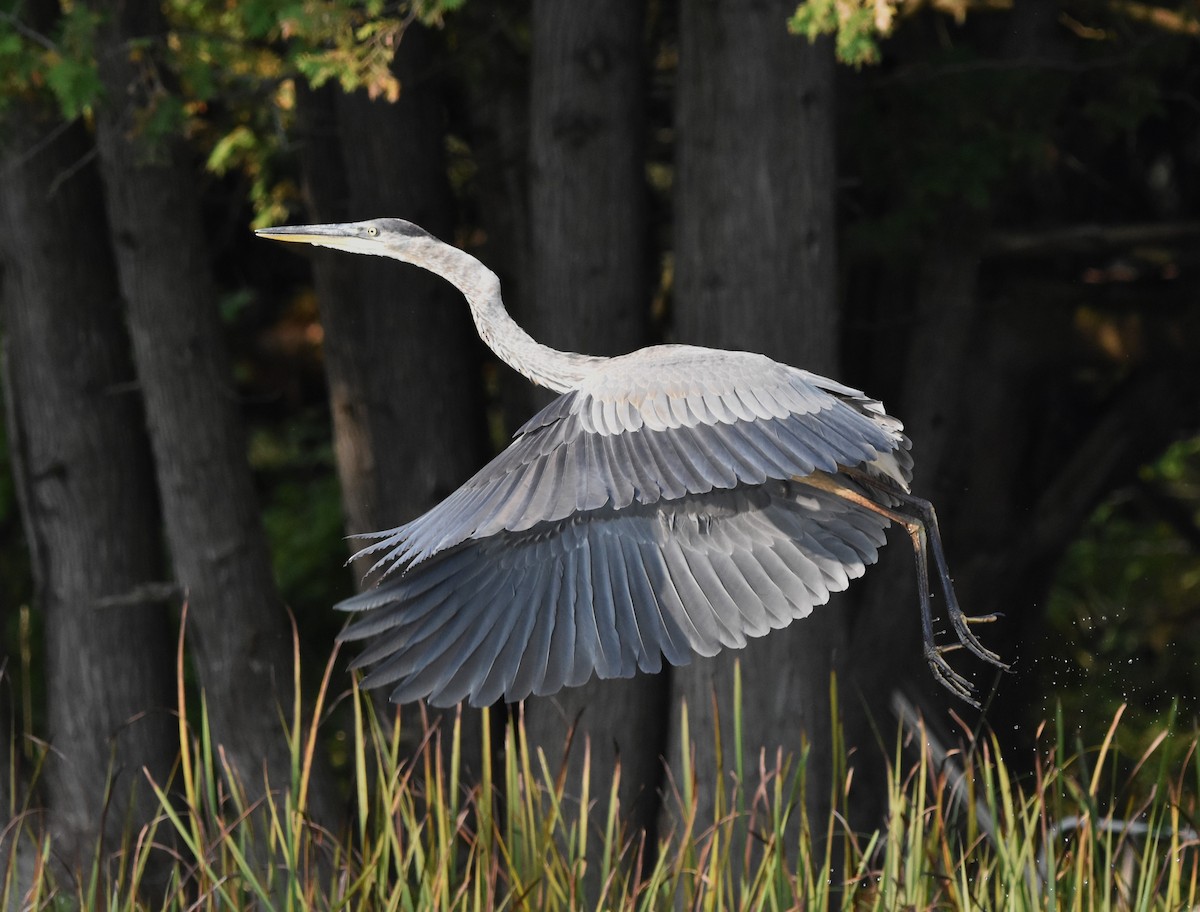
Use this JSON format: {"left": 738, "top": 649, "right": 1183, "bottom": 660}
{"left": 365, "top": 226, "right": 379, "bottom": 237}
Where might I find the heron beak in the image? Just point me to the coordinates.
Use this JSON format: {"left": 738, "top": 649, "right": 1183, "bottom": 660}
{"left": 255, "top": 223, "right": 359, "bottom": 247}
{"left": 256, "top": 222, "right": 391, "bottom": 257}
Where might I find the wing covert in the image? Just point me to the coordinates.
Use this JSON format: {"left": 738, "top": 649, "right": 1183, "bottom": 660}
{"left": 355, "top": 347, "right": 910, "bottom": 579}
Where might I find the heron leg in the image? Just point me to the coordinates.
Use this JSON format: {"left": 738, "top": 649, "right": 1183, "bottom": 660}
{"left": 793, "top": 471, "right": 980, "bottom": 706}
{"left": 842, "top": 470, "right": 1009, "bottom": 672}
{"left": 908, "top": 521, "right": 980, "bottom": 705}
{"left": 900, "top": 495, "right": 1007, "bottom": 669}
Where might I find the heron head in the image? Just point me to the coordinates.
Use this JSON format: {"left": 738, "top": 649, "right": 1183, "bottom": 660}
{"left": 256, "top": 218, "right": 436, "bottom": 262}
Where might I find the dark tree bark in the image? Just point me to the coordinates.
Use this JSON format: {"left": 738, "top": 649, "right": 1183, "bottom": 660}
{"left": 0, "top": 109, "right": 175, "bottom": 863}
{"left": 453, "top": 1, "right": 535, "bottom": 432}
{"left": 293, "top": 27, "right": 488, "bottom": 773}
{"left": 521, "top": 0, "right": 663, "bottom": 858}
{"left": 669, "top": 0, "right": 841, "bottom": 838}
{"left": 86, "top": 0, "right": 334, "bottom": 818}
{"left": 526, "top": 0, "right": 648, "bottom": 362}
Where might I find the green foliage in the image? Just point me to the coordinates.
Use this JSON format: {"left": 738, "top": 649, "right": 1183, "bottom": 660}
{"left": 3, "top": 650, "right": 1198, "bottom": 909}
{"left": 248, "top": 414, "right": 353, "bottom": 644}
{"left": 41, "top": 7, "right": 103, "bottom": 120}
{"left": 789, "top": 0, "right": 889, "bottom": 67}
{"left": 0, "top": 4, "right": 101, "bottom": 118}
{"left": 0, "top": 0, "right": 467, "bottom": 221}
{"left": 1041, "top": 435, "right": 1200, "bottom": 757}
{"left": 839, "top": 4, "right": 1195, "bottom": 256}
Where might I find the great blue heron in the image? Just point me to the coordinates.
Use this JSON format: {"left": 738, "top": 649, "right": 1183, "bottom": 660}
{"left": 258, "top": 218, "right": 1007, "bottom": 708}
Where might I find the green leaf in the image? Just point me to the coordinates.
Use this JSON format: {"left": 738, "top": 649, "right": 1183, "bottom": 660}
{"left": 44, "top": 55, "right": 102, "bottom": 119}
{"left": 790, "top": 0, "right": 885, "bottom": 67}
{"left": 0, "top": 31, "right": 23, "bottom": 57}
{"left": 207, "top": 124, "right": 257, "bottom": 175}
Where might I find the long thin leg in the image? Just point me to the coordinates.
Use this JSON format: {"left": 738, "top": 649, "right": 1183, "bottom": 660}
{"left": 793, "top": 471, "right": 984, "bottom": 705}
{"left": 898, "top": 494, "right": 1006, "bottom": 668}
{"left": 842, "top": 469, "right": 1009, "bottom": 672}
{"left": 908, "top": 521, "right": 981, "bottom": 704}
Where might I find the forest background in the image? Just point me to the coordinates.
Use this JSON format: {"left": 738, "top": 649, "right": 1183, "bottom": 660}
{"left": 0, "top": 0, "right": 1199, "bottom": 877}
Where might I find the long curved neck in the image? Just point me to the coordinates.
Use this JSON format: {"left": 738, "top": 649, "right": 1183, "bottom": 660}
{"left": 420, "top": 242, "right": 605, "bottom": 393}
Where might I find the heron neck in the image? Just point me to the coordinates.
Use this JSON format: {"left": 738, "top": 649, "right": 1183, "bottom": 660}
{"left": 428, "top": 244, "right": 604, "bottom": 393}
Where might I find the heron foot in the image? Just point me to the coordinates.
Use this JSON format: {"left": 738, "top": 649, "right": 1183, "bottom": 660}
{"left": 948, "top": 608, "right": 1011, "bottom": 671}
{"left": 926, "top": 644, "right": 979, "bottom": 708}
{"left": 801, "top": 468, "right": 1010, "bottom": 699}
{"left": 965, "top": 611, "right": 1002, "bottom": 624}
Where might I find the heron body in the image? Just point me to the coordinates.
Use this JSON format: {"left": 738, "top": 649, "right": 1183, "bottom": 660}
{"left": 258, "top": 218, "right": 1005, "bottom": 708}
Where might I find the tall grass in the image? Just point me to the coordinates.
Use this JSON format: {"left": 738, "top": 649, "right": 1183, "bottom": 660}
{"left": 1, "top": 647, "right": 1197, "bottom": 910}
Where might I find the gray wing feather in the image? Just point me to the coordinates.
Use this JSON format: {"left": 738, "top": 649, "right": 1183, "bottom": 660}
{"left": 355, "top": 580, "right": 488, "bottom": 691}
{"left": 605, "top": 533, "right": 649, "bottom": 673}
{"left": 656, "top": 539, "right": 721, "bottom": 651}
{"left": 710, "top": 550, "right": 770, "bottom": 638}
{"left": 639, "top": 426, "right": 692, "bottom": 500}
{"left": 766, "top": 519, "right": 834, "bottom": 600}
{"left": 667, "top": 391, "right": 691, "bottom": 427}
{"left": 702, "top": 421, "right": 757, "bottom": 478}
{"left": 621, "top": 429, "right": 661, "bottom": 499}
{"left": 702, "top": 390, "right": 733, "bottom": 424}
{"left": 361, "top": 349, "right": 907, "bottom": 581}
{"left": 591, "top": 532, "right": 635, "bottom": 677}
{"left": 474, "top": 563, "right": 546, "bottom": 704}
{"left": 387, "top": 583, "right": 507, "bottom": 704}
{"left": 669, "top": 539, "right": 745, "bottom": 650}
{"left": 540, "top": 552, "right": 578, "bottom": 695}
{"left": 594, "top": 432, "right": 634, "bottom": 507}
{"left": 521, "top": 445, "right": 566, "bottom": 527}
{"left": 339, "top": 548, "right": 476, "bottom": 643}
{"left": 624, "top": 540, "right": 686, "bottom": 668}
{"left": 429, "top": 566, "right": 533, "bottom": 706}
{"left": 510, "top": 561, "right": 559, "bottom": 697}
{"left": 730, "top": 546, "right": 792, "bottom": 626}
{"left": 339, "top": 482, "right": 889, "bottom": 707}
{"left": 568, "top": 535, "right": 599, "bottom": 687}
{"left": 647, "top": 392, "right": 674, "bottom": 430}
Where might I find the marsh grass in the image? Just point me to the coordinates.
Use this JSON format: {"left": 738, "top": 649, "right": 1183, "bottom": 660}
{"left": 2, "top": 643, "right": 1197, "bottom": 910}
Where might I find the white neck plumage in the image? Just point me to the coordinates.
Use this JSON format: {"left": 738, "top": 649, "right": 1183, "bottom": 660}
{"left": 413, "top": 241, "right": 605, "bottom": 394}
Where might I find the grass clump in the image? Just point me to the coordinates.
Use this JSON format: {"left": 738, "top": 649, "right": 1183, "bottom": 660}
{"left": 1, "top": 656, "right": 1197, "bottom": 910}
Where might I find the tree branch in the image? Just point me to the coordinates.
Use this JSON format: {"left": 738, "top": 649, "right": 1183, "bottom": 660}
{"left": 985, "top": 221, "right": 1200, "bottom": 258}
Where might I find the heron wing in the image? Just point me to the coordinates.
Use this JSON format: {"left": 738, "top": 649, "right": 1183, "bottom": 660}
{"left": 356, "top": 347, "right": 911, "bottom": 577}
{"left": 337, "top": 480, "right": 889, "bottom": 707}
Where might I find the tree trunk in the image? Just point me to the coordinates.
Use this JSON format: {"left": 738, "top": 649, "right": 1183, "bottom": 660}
{"left": 86, "top": 0, "right": 333, "bottom": 819}
{"left": 0, "top": 108, "right": 175, "bottom": 864}
{"left": 453, "top": 1, "right": 535, "bottom": 435}
{"left": 669, "top": 0, "right": 840, "bottom": 846}
{"left": 521, "top": 0, "right": 663, "bottom": 857}
{"left": 526, "top": 0, "right": 648, "bottom": 362}
{"left": 293, "top": 27, "right": 488, "bottom": 775}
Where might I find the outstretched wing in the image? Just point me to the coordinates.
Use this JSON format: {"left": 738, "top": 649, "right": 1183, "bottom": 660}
{"left": 354, "top": 345, "right": 911, "bottom": 576}
{"left": 338, "top": 481, "right": 890, "bottom": 707}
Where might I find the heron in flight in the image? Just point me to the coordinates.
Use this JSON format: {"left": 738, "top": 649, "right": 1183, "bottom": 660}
{"left": 258, "top": 218, "right": 1007, "bottom": 708}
